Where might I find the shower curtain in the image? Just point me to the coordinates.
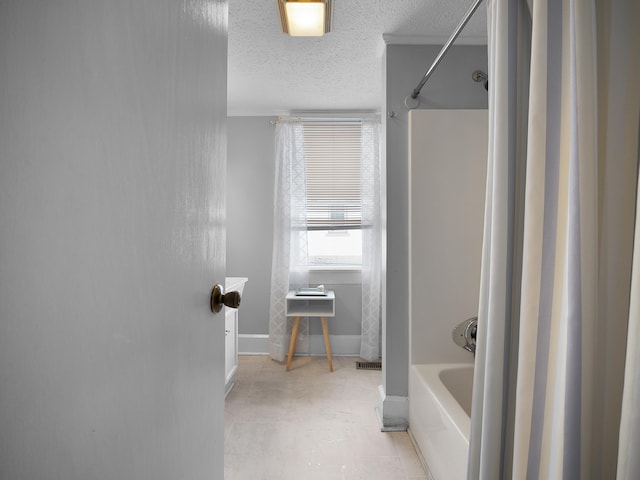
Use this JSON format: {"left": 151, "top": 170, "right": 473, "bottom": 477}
{"left": 468, "top": 0, "right": 640, "bottom": 478}
{"left": 269, "top": 118, "right": 309, "bottom": 362}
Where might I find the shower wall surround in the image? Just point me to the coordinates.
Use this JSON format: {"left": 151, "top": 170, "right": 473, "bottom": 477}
{"left": 408, "top": 109, "right": 487, "bottom": 366}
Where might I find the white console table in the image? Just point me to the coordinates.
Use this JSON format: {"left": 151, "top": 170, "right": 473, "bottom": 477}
{"left": 285, "top": 290, "right": 335, "bottom": 372}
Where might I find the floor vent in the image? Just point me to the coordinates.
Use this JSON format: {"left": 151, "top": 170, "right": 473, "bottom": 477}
{"left": 356, "top": 361, "right": 382, "bottom": 370}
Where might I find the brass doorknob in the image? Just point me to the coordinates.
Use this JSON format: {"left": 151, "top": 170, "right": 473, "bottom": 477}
{"left": 210, "top": 284, "right": 241, "bottom": 313}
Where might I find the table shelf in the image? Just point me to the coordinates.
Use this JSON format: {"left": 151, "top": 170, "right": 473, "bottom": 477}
{"left": 286, "top": 291, "right": 335, "bottom": 317}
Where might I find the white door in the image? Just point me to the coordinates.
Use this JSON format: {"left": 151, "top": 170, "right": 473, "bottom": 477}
{"left": 0, "top": 1, "right": 228, "bottom": 479}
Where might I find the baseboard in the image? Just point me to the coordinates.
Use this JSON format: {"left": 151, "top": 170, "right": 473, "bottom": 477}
{"left": 238, "top": 334, "right": 270, "bottom": 355}
{"left": 375, "top": 384, "right": 409, "bottom": 431}
{"left": 238, "top": 333, "right": 362, "bottom": 356}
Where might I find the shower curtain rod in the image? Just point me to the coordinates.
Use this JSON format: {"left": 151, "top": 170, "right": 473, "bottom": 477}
{"left": 409, "top": 0, "right": 484, "bottom": 100}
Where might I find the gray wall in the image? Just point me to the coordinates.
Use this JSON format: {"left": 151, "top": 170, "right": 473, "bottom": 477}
{"left": 383, "top": 44, "right": 488, "bottom": 398}
{"left": 226, "top": 118, "right": 363, "bottom": 346}
{"left": 227, "top": 117, "right": 275, "bottom": 336}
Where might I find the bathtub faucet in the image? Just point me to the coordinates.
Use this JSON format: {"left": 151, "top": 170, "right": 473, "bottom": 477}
{"left": 452, "top": 316, "right": 477, "bottom": 355}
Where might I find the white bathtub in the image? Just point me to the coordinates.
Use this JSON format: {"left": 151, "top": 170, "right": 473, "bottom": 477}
{"left": 409, "top": 363, "right": 474, "bottom": 480}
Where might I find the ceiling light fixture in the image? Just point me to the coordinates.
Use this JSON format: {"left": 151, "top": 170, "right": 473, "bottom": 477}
{"left": 277, "top": 0, "right": 332, "bottom": 37}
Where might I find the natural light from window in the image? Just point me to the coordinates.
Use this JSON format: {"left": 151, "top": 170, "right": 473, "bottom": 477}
{"left": 307, "top": 229, "right": 362, "bottom": 267}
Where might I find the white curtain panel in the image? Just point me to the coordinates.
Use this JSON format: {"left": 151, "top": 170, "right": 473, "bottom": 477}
{"left": 360, "top": 119, "right": 382, "bottom": 361}
{"left": 469, "top": 0, "right": 640, "bottom": 478}
{"left": 269, "top": 119, "right": 309, "bottom": 362}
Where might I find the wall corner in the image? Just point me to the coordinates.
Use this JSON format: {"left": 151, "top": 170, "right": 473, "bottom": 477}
{"left": 375, "top": 384, "right": 409, "bottom": 432}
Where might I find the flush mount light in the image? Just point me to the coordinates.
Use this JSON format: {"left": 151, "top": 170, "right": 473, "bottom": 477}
{"left": 277, "top": 0, "right": 332, "bottom": 37}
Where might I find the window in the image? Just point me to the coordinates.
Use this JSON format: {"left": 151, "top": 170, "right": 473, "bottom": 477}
{"left": 303, "top": 120, "right": 363, "bottom": 267}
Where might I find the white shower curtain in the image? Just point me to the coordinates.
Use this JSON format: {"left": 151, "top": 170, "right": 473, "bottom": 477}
{"left": 360, "top": 119, "right": 382, "bottom": 361}
{"left": 269, "top": 118, "right": 309, "bottom": 362}
{"left": 469, "top": 0, "right": 640, "bottom": 478}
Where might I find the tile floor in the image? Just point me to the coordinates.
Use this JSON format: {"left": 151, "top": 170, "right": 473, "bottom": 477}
{"left": 225, "top": 355, "right": 427, "bottom": 480}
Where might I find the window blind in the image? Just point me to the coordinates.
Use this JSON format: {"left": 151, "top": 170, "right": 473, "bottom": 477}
{"left": 303, "top": 121, "right": 362, "bottom": 230}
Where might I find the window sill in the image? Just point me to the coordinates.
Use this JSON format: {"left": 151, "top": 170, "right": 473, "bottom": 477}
{"left": 308, "top": 267, "right": 362, "bottom": 285}
{"left": 308, "top": 265, "right": 361, "bottom": 272}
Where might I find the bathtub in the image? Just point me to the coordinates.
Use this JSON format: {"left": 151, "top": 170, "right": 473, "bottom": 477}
{"left": 409, "top": 363, "right": 474, "bottom": 480}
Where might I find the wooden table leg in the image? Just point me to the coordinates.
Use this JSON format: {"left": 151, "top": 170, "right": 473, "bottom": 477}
{"left": 320, "top": 316, "right": 333, "bottom": 372}
{"left": 286, "top": 316, "right": 300, "bottom": 371}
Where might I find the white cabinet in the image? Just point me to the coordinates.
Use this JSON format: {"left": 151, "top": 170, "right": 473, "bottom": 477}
{"left": 224, "top": 307, "right": 238, "bottom": 396}
{"left": 224, "top": 277, "right": 247, "bottom": 397}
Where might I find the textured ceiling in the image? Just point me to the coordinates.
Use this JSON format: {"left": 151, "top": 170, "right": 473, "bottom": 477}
{"left": 227, "top": 0, "right": 487, "bottom": 116}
